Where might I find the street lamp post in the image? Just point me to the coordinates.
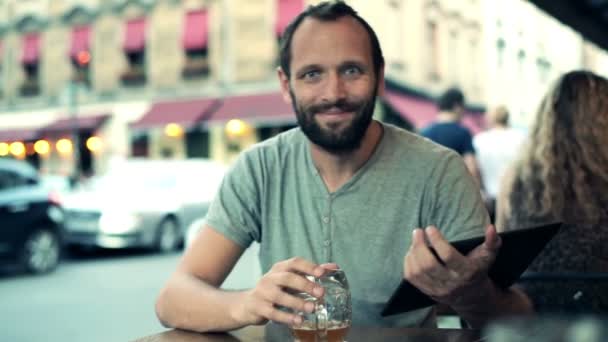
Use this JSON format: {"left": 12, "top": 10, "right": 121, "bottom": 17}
{"left": 68, "top": 78, "right": 80, "bottom": 183}
{"left": 68, "top": 50, "right": 90, "bottom": 183}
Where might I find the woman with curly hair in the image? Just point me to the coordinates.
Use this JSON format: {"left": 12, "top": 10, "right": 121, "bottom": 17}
{"left": 496, "top": 70, "right": 608, "bottom": 313}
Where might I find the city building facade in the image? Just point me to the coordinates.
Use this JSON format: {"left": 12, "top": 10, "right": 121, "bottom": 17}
{"left": 0, "top": 0, "right": 606, "bottom": 177}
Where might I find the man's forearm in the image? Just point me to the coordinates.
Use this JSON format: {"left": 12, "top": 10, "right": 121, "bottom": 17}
{"left": 155, "top": 272, "right": 252, "bottom": 332}
{"left": 451, "top": 279, "right": 534, "bottom": 328}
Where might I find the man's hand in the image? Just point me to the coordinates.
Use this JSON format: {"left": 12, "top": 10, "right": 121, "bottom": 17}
{"left": 236, "top": 257, "right": 332, "bottom": 327}
{"left": 404, "top": 225, "right": 501, "bottom": 308}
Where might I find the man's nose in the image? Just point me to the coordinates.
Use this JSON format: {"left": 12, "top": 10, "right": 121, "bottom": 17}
{"left": 322, "top": 72, "right": 346, "bottom": 103}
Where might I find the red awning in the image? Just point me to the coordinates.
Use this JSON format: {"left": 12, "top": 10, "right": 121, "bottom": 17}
{"left": 384, "top": 90, "right": 486, "bottom": 134}
{"left": 70, "top": 26, "right": 91, "bottom": 58}
{"left": 276, "top": 0, "right": 304, "bottom": 36}
{"left": 183, "top": 10, "right": 209, "bottom": 51}
{"left": 21, "top": 33, "right": 40, "bottom": 65}
{"left": 0, "top": 128, "right": 40, "bottom": 142}
{"left": 40, "top": 114, "right": 110, "bottom": 136}
{"left": 208, "top": 92, "right": 294, "bottom": 124}
{"left": 130, "top": 98, "right": 219, "bottom": 130}
{"left": 123, "top": 18, "right": 146, "bottom": 53}
{"left": 383, "top": 90, "right": 438, "bottom": 129}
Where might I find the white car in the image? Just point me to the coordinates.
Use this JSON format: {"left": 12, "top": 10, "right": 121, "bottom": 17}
{"left": 62, "top": 159, "right": 226, "bottom": 252}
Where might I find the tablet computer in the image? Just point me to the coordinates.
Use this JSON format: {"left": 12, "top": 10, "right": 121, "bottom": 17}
{"left": 381, "top": 222, "right": 563, "bottom": 317}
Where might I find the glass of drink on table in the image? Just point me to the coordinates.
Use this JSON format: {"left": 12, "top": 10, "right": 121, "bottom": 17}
{"left": 290, "top": 269, "right": 351, "bottom": 342}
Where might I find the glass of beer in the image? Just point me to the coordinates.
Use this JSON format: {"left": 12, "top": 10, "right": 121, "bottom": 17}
{"left": 290, "top": 269, "right": 351, "bottom": 342}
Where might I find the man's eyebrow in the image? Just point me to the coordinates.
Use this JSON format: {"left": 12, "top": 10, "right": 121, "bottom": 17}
{"left": 340, "top": 60, "right": 366, "bottom": 66}
{"left": 339, "top": 60, "right": 368, "bottom": 70}
{"left": 294, "top": 64, "right": 324, "bottom": 75}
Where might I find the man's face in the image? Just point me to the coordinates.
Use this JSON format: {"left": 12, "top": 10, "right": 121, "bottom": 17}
{"left": 279, "top": 16, "right": 384, "bottom": 153}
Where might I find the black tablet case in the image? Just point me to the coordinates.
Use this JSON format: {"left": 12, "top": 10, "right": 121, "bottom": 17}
{"left": 381, "top": 222, "right": 563, "bottom": 317}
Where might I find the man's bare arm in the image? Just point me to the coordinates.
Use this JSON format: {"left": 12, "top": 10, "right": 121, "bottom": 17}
{"left": 405, "top": 225, "right": 533, "bottom": 329}
{"left": 155, "top": 225, "right": 325, "bottom": 333}
{"left": 155, "top": 225, "right": 250, "bottom": 332}
{"left": 462, "top": 153, "right": 482, "bottom": 188}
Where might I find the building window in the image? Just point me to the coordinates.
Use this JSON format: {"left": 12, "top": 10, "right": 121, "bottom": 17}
{"left": 496, "top": 37, "right": 505, "bottom": 67}
{"left": 182, "top": 10, "right": 210, "bottom": 79}
{"left": 469, "top": 38, "right": 479, "bottom": 95}
{"left": 427, "top": 21, "right": 440, "bottom": 81}
{"left": 536, "top": 57, "right": 551, "bottom": 83}
{"left": 121, "top": 18, "right": 147, "bottom": 86}
{"left": 386, "top": 0, "right": 405, "bottom": 73}
{"left": 448, "top": 29, "right": 458, "bottom": 84}
{"left": 183, "top": 48, "right": 209, "bottom": 79}
{"left": 21, "top": 63, "right": 40, "bottom": 96}
{"left": 517, "top": 49, "right": 526, "bottom": 76}
{"left": 258, "top": 124, "right": 296, "bottom": 141}
{"left": 70, "top": 26, "right": 92, "bottom": 85}
{"left": 185, "top": 130, "right": 209, "bottom": 158}
{"left": 130, "top": 133, "right": 149, "bottom": 157}
{"left": 71, "top": 51, "right": 91, "bottom": 85}
{"left": 20, "top": 33, "right": 41, "bottom": 96}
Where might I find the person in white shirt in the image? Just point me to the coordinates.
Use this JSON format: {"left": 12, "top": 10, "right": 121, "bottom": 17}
{"left": 473, "top": 106, "right": 526, "bottom": 221}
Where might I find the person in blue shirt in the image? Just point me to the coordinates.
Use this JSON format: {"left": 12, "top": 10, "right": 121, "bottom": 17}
{"left": 421, "top": 88, "right": 481, "bottom": 186}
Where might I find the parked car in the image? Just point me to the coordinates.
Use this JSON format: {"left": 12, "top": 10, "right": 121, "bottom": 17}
{"left": 62, "top": 159, "right": 227, "bottom": 253}
{"left": 40, "top": 174, "right": 73, "bottom": 197}
{"left": 0, "top": 158, "right": 65, "bottom": 274}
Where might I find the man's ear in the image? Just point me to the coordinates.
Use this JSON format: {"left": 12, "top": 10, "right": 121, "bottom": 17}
{"left": 277, "top": 67, "right": 293, "bottom": 105}
{"left": 376, "top": 64, "right": 386, "bottom": 97}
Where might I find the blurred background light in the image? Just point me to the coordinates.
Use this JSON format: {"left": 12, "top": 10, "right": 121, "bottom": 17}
{"left": 164, "top": 123, "right": 184, "bottom": 138}
{"left": 0, "top": 142, "right": 9, "bottom": 156}
{"left": 34, "top": 140, "right": 51, "bottom": 155}
{"left": 86, "top": 136, "right": 103, "bottom": 153}
{"left": 9, "top": 141, "right": 26, "bottom": 158}
{"left": 56, "top": 138, "right": 73, "bottom": 155}
{"left": 225, "top": 119, "right": 247, "bottom": 138}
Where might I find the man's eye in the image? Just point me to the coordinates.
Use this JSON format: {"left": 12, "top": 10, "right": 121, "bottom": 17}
{"left": 343, "top": 66, "right": 362, "bottom": 77}
{"left": 302, "top": 70, "right": 321, "bottom": 80}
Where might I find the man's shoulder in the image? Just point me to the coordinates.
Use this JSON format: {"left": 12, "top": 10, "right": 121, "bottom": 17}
{"left": 421, "top": 121, "right": 467, "bottom": 134}
{"left": 419, "top": 122, "right": 438, "bottom": 136}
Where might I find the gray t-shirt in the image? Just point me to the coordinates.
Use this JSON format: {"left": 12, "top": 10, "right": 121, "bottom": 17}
{"left": 205, "top": 122, "right": 489, "bottom": 327}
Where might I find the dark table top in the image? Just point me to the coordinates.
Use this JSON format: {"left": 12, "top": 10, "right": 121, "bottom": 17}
{"left": 132, "top": 323, "right": 482, "bottom": 342}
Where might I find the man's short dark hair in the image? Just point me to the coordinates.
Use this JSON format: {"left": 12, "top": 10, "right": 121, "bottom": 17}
{"left": 278, "top": 1, "right": 384, "bottom": 80}
{"left": 437, "top": 88, "right": 465, "bottom": 111}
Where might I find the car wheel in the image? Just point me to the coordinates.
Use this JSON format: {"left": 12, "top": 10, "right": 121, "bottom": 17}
{"left": 21, "top": 228, "right": 61, "bottom": 274}
{"left": 155, "top": 218, "right": 180, "bottom": 253}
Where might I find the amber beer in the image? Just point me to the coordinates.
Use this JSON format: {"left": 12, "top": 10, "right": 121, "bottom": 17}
{"left": 291, "top": 321, "right": 350, "bottom": 342}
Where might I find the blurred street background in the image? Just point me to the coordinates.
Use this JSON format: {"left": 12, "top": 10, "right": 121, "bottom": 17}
{"left": 0, "top": 243, "right": 260, "bottom": 342}
{"left": 0, "top": 249, "right": 179, "bottom": 342}
{"left": 0, "top": 0, "right": 607, "bottom": 341}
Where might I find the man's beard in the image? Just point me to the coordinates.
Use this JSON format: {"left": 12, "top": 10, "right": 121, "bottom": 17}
{"left": 290, "top": 88, "right": 377, "bottom": 154}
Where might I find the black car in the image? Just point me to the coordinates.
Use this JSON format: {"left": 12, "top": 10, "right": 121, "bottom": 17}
{"left": 0, "top": 158, "right": 65, "bottom": 274}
